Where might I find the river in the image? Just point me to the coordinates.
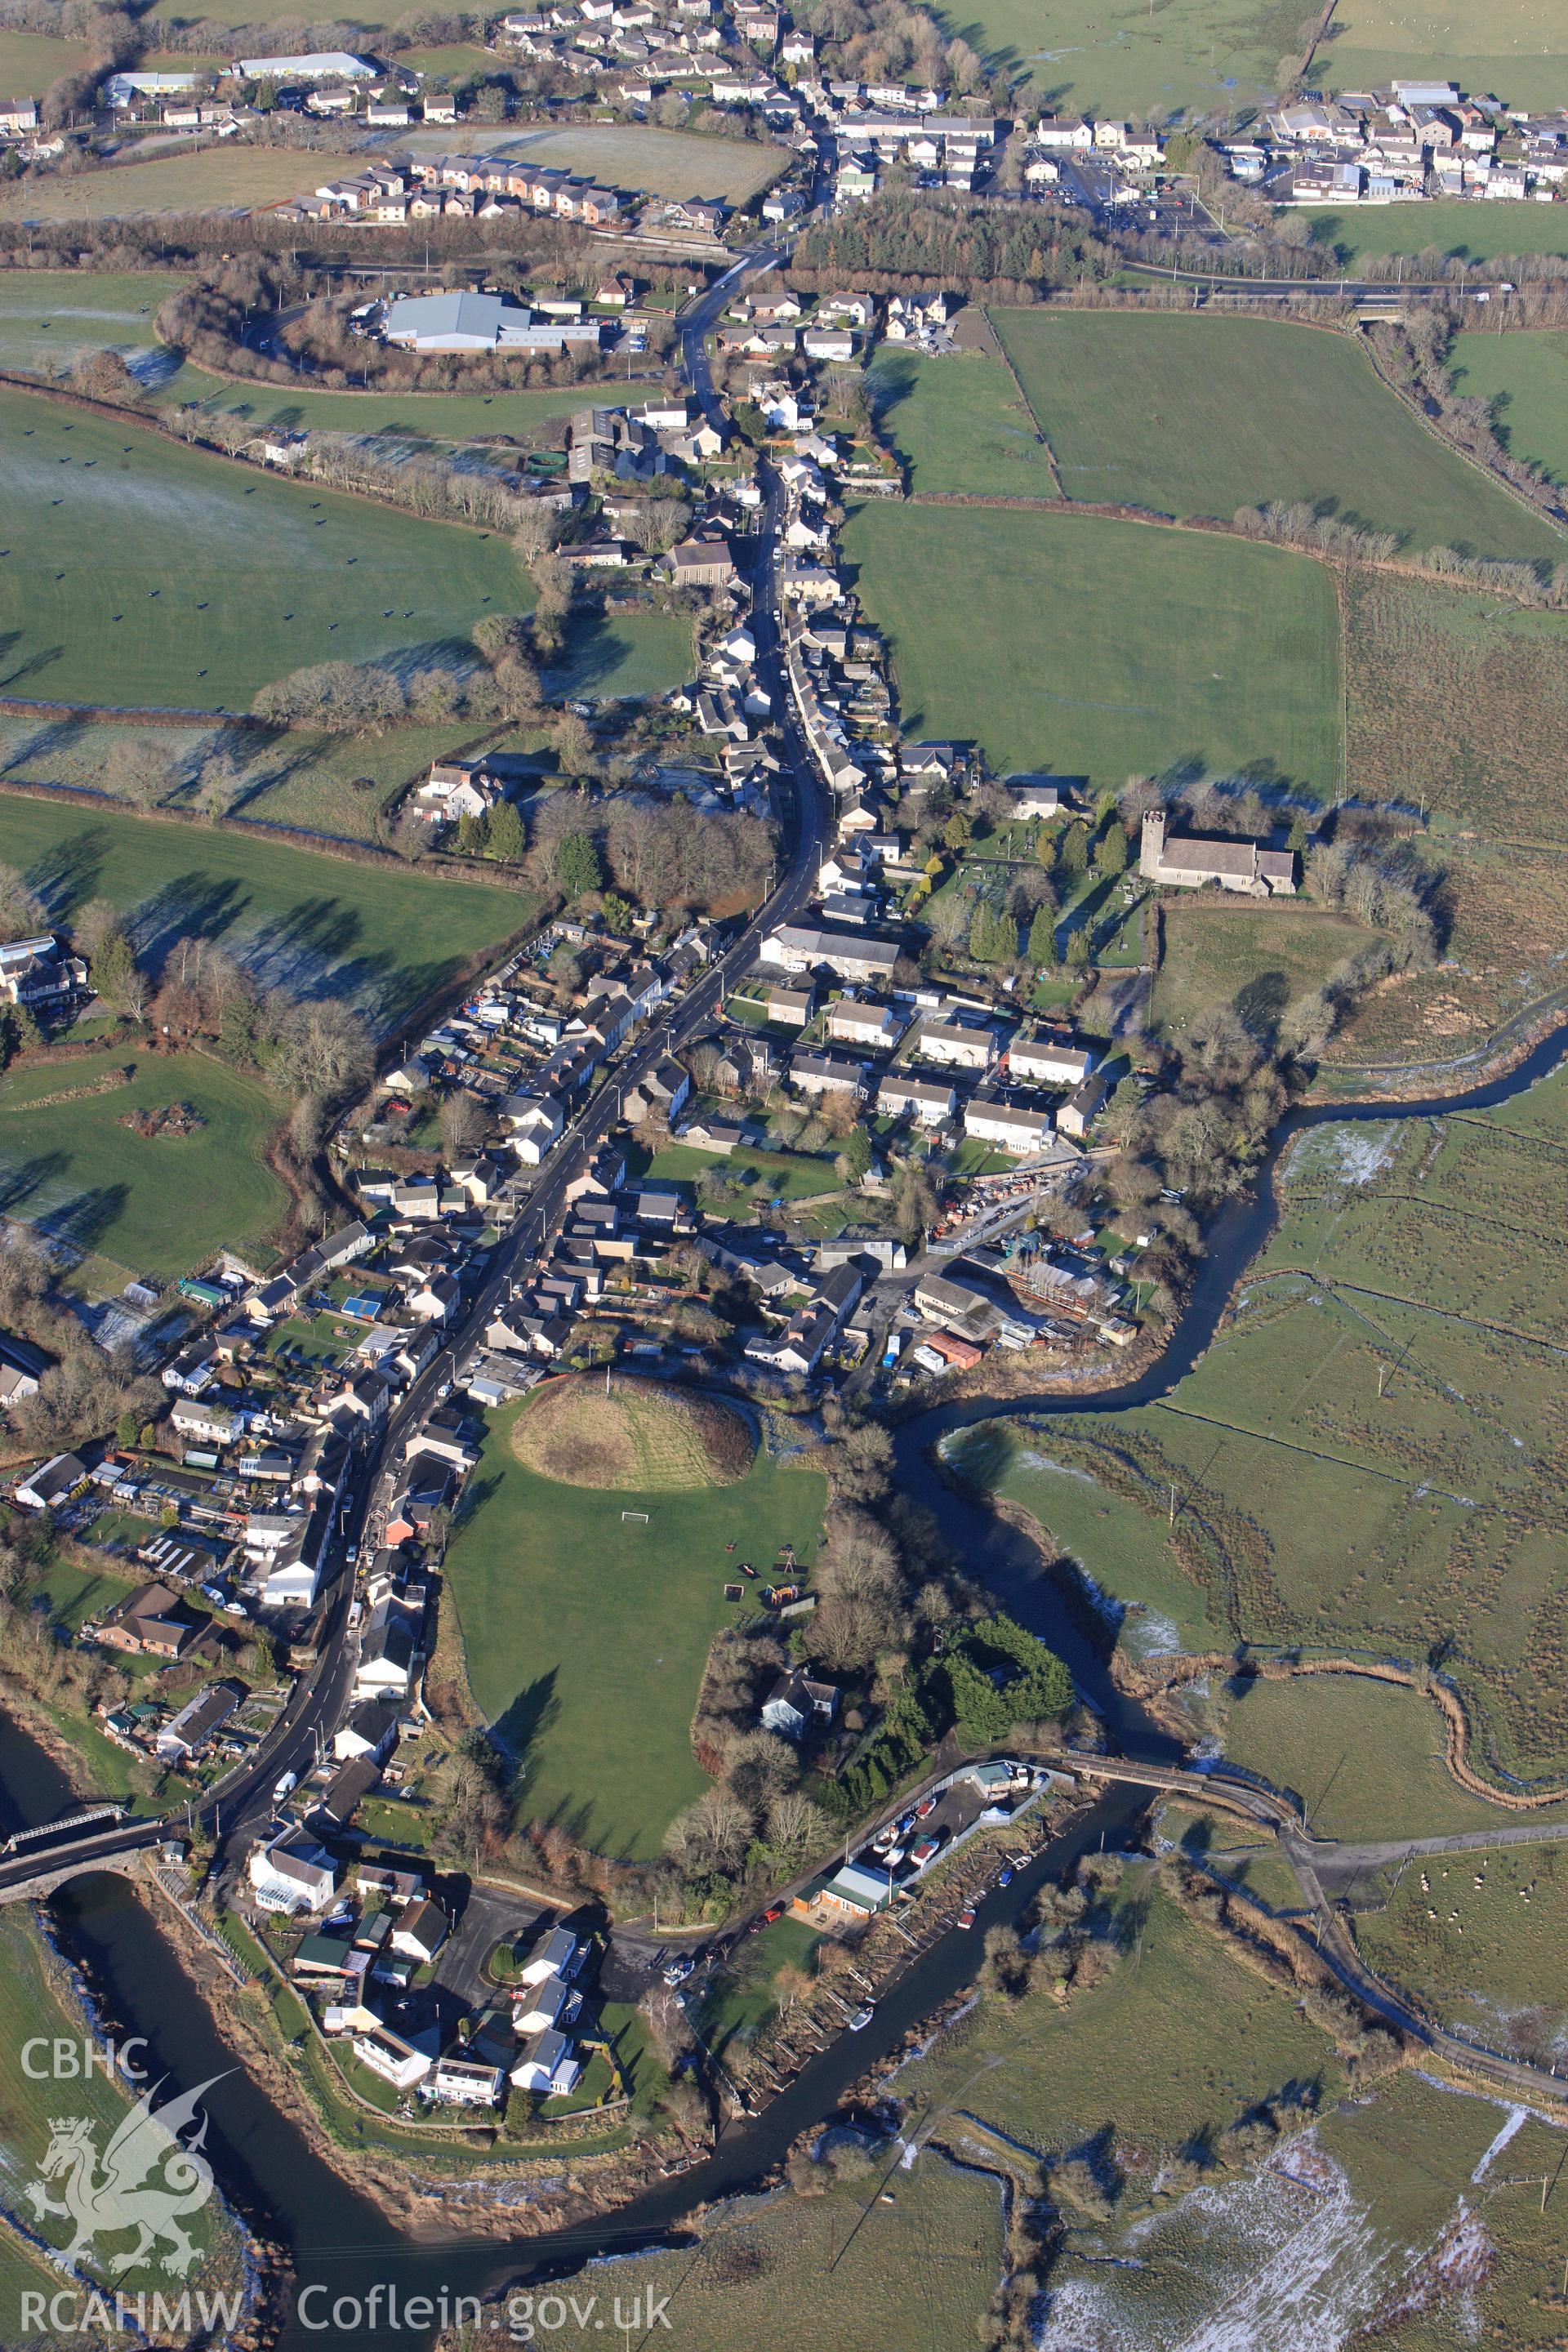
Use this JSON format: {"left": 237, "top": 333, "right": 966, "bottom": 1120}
{"left": 2, "top": 1019, "right": 1564, "bottom": 2347}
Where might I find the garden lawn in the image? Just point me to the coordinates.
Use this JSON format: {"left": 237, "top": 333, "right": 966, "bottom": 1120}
{"left": 443, "top": 1398, "right": 826, "bottom": 1860}
{"left": 932, "top": 0, "right": 1298, "bottom": 114}
{"left": 695, "top": 1915, "right": 821, "bottom": 2049}
{"left": 0, "top": 268, "right": 188, "bottom": 376}
{"left": 1303, "top": 199, "right": 1568, "bottom": 268}
{"left": 0, "top": 147, "right": 327, "bottom": 223}
{"left": 994, "top": 309, "right": 1564, "bottom": 559}
{"left": 0, "top": 385, "right": 527, "bottom": 710}
{"left": 841, "top": 501, "right": 1342, "bottom": 792}
{"left": 1316, "top": 0, "right": 1568, "bottom": 114}
{"left": 0, "top": 795, "right": 524, "bottom": 1030}
{"left": 1449, "top": 327, "right": 1568, "bottom": 488}
{"left": 543, "top": 609, "right": 694, "bottom": 702}
{"left": 867, "top": 345, "right": 1059, "bottom": 496}
{"left": 0, "top": 1045, "right": 287, "bottom": 1283}
{"left": 644, "top": 1138, "right": 840, "bottom": 1209}
{"left": 1151, "top": 902, "right": 1381, "bottom": 1036}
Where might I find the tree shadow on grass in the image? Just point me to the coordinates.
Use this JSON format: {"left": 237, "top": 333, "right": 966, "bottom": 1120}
{"left": 491, "top": 1672, "right": 562, "bottom": 1792}
{"left": 34, "top": 1182, "right": 130, "bottom": 1257}
{"left": 0, "top": 1150, "right": 70, "bottom": 1218}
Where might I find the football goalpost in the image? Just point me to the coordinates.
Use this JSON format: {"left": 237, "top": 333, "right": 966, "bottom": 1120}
{"left": 621, "top": 1510, "right": 651, "bottom": 1525}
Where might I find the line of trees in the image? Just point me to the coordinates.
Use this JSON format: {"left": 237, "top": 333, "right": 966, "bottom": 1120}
{"left": 793, "top": 192, "right": 1116, "bottom": 302}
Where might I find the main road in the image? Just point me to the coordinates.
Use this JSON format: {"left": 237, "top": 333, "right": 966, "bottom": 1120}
{"left": 191, "top": 231, "right": 836, "bottom": 1864}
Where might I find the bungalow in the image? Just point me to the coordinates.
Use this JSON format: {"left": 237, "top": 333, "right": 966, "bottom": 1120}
{"left": 510, "top": 2029, "right": 581, "bottom": 2098}
{"left": 512, "top": 1971, "right": 583, "bottom": 2035}
{"left": 519, "top": 1926, "right": 585, "bottom": 1985}
{"left": 390, "top": 1895, "right": 449, "bottom": 1962}
{"left": 316, "top": 1754, "right": 381, "bottom": 1828}
{"left": 155, "top": 1678, "right": 244, "bottom": 1764}
{"left": 14, "top": 1452, "right": 88, "bottom": 1512}
{"left": 98, "top": 1583, "right": 207, "bottom": 1660}
{"left": 352, "top": 2022, "right": 438, "bottom": 2092}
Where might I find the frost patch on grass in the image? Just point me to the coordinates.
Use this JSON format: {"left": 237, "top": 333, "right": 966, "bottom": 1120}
{"left": 1285, "top": 1123, "right": 1400, "bottom": 1189}
{"left": 1040, "top": 2143, "right": 1395, "bottom": 2351}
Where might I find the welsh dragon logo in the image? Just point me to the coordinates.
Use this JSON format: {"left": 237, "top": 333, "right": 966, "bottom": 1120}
{"left": 25, "top": 2074, "right": 228, "bottom": 2278}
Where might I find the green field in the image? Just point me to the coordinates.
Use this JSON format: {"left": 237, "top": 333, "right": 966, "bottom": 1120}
{"left": 0, "top": 145, "right": 327, "bottom": 223}
{"left": 396, "top": 122, "right": 788, "bottom": 203}
{"left": 1220, "top": 1673, "right": 1554, "bottom": 1838}
{"left": 0, "top": 28, "right": 93, "bottom": 93}
{"left": 934, "top": 0, "right": 1299, "bottom": 115}
{"left": 1316, "top": 0, "right": 1568, "bottom": 114}
{"left": 1333, "top": 566, "right": 1568, "bottom": 1068}
{"left": 0, "top": 1045, "right": 286, "bottom": 1280}
{"left": 867, "top": 345, "right": 1060, "bottom": 497}
{"left": 0, "top": 268, "right": 188, "bottom": 375}
{"left": 543, "top": 609, "right": 694, "bottom": 702}
{"left": 443, "top": 1396, "right": 826, "bottom": 1859}
{"left": 644, "top": 1138, "right": 840, "bottom": 1209}
{"left": 1357, "top": 1841, "right": 1568, "bottom": 2051}
{"left": 0, "top": 384, "right": 527, "bottom": 710}
{"left": 0, "top": 1909, "right": 247, "bottom": 2298}
{"left": 1450, "top": 326, "right": 1568, "bottom": 487}
{"left": 841, "top": 500, "right": 1343, "bottom": 791}
{"left": 613, "top": 2155, "right": 1002, "bottom": 2350}
{"left": 942, "top": 1419, "right": 1232, "bottom": 1658}
{"left": 0, "top": 794, "right": 523, "bottom": 1029}
{"left": 994, "top": 309, "right": 1565, "bottom": 559}
{"left": 1013, "top": 1063, "right": 1568, "bottom": 1779}
{"left": 1303, "top": 199, "right": 1568, "bottom": 268}
{"left": 1151, "top": 902, "right": 1382, "bottom": 1034}
{"left": 150, "top": 360, "right": 583, "bottom": 447}
{"left": 901, "top": 1869, "right": 1341, "bottom": 2163}
{"left": 0, "top": 712, "right": 489, "bottom": 841}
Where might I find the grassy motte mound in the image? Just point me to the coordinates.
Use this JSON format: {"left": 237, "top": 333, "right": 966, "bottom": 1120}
{"left": 510, "top": 1374, "right": 754, "bottom": 1490}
